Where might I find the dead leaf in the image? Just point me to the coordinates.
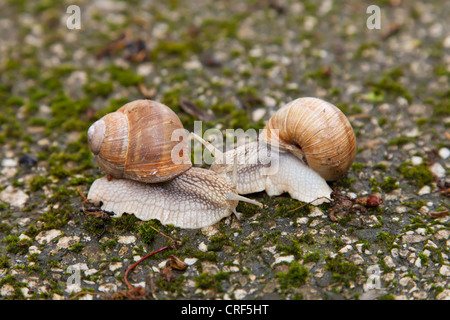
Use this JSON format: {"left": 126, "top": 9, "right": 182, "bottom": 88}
{"left": 168, "top": 255, "right": 188, "bottom": 271}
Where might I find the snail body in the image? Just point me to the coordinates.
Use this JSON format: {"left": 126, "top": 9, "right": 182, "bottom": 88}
{"left": 196, "top": 97, "right": 356, "bottom": 204}
{"left": 86, "top": 100, "right": 261, "bottom": 229}
{"left": 87, "top": 167, "right": 257, "bottom": 229}
{"left": 209, "top": 142, "right": 333, "bottom": 204}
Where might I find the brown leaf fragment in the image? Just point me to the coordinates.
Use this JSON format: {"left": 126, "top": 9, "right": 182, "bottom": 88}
{"left": 201, "top": 51, "right": 222, "bottom": 67}
{"left": 138, "top": 83, "right": 157, "bottom": 99}
{"left": 161, "top": 266, "right": 176, "bottom": 282}
{"left": 381, "top": 22, "right": 401, "bottom": 40}
{"left": 168, "top": 255, "right": 188, "bottom": 271}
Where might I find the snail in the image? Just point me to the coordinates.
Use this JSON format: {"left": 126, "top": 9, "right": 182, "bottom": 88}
{"left": 86, "top": 99, "right": 262, "bottom": 229}
{"left": 192, "top": 97, "right": 356, "bottom": 205}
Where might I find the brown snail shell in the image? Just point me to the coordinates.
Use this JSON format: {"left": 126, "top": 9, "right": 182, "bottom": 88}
{"left": 261, "top": 97, "right": 356, "bottom": 181}
{"left": 87, "top": 99, "right": 192, "bottom": 183}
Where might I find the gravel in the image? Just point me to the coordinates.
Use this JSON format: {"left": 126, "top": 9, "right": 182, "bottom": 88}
{"left": 0, "top": 0, "right": 448, "bottom": 301}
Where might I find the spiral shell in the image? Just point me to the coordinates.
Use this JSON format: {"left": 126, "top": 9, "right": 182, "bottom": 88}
{"left": 87, "top": 99, "right": 192, "bottom": 183}
{"left": 262, "top": 97, "right": 356, "bottom": 181}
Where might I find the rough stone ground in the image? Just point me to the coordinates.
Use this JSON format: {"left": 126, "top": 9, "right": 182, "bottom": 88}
{"left": 0, "top": 0, "right": 449, "bottom": 300}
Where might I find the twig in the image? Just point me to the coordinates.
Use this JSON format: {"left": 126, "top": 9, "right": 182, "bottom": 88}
{"left": 124, "top": 246, "right": 169, "bottom": 291}
{"left": 138, "top": 83, "right": 156, "bottom": 99}
{"left": 146, "top": 224, "right": 177, "bottom": 243}
{"left": 428, "top": 210, "right": 449, "bottom": 218}
{"left": 70, "top": 290, "right": 107, "bottom": 300}
{"left": 287, "top": 196, "right": 331, "bottom": 213}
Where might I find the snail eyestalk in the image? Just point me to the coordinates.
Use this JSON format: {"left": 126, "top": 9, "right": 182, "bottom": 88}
{"left": 190, "top": 132, "right": 224, "bottom": 162}
{"left": 226, "top": 192, "right": 263, "bottom": 208}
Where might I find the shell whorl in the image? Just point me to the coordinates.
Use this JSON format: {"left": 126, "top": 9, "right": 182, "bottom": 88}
{"left": 262, "top": 97, "right": 356, "bottom": 181}
{"left": 87, "top": 99, "right": 192, "bottom": 183}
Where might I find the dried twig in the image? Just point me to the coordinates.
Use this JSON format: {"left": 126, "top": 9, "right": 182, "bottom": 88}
{"left": 179, "top": 98, "right": 213, "bottom": 122}
{"left": 138, "top": 83, "right": 156, "bottom": 99}
{"left": 287, "top": 196, "right": 332, "bottom": 213}
{"left": 78, "top": 189, "right": 112, "bottom": 238}
{"left": 124, "top": 246, "right": 169, "bottom": 291}
{"left": 168, "top": 255, "right": 188, "bottom": 271}
{"left": 428, "top": 210, "right": 449, "bottom": 218}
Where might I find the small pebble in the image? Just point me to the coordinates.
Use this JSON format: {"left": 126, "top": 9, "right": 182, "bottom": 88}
{"left": 429, "top": 162, "right": 445, "bottom": 178}
{"left": 438, "top": 147, "right": 449, "bottom": 159}
{"left": 2, "top": 159, "right": 17, "bottom": 167}
{"left": 417, "top": 185, "right": 431, "bottom": 196}
{"left": 252, "top": 108, "right": 266, "bottom": 122}
{"left": 411, "top": 156, "right": 423, "bottom": 166}
{"left": 18, "top": 154, "right": 38, "bottom": 168}
{"left": 0, "top": 186, "right": 29, "bottom": 208}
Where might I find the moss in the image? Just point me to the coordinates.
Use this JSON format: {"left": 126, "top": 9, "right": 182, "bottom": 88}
{"left": 375, "top": 231, "right": 396, "bottom": 249}
{"left": 0, "top": 201, "right": 10, "bottom": 211}
{"left": 369, "top": 177, "right": 380, "bottom": 192}
{"left": 0, "top": 255, "right": 10, "bottom": 268}
{"left": 4, "top": 235, "right": 32, "bottom": 255}
{"left": 260, "top": 59, "right": 276, "bottom": 70}
{"left": 427, "top": 90, "right": 450, "bottom": 117}
{"left": 208, "top": 233, "right": 233, "bottom": 252}
{"left": 277, "top": 238, "right": 304, "bottom": 259}
{"left": 418, "top": 252, "right": 429, "bottom": 267}
{"left": 351, "top": 162, "right": 365, "bottom": 172}
{"left": 270, "top": 197, "right": 311, "bottom": 218}
{"left": 137, "top": 220, "right": 160, "bottom": 245}
{"left": 27, "top": 116, "right": 47, "bottom": 126}
{"left": 70, "top": 243, "right": 85, "bottom": 253}
{"left": 397, "top": 161, "right": 434, "bottom": 188}
{"left": 210, "top": 102, "right": 235, "bottom": 114}
{"left": 337, "top": 177, "right": 356, "bottom": 189}
{"left": 236, "top": 200, "right": 262, "bottom": 218}
{"left": 372, "top": 163, "right": 387, "bottom": 172}
{"left": 29, "top": 176, "right": 52, "bottom": 192}
{"left": 151, "top": 41, "right": 196, "bottom": 60}
{"left": 366, "top": 67, "right": 413, "bottom": 103}
{"left": 4, "top": 95, "right": 24, "bottom": 107}
{"left": 378, "top": 117, "right": 388, "bottom": 127}
{"left": 325, "top": 255, "right": 360, "bottom": 285}
{"left": 47, "top": 94, "right": 91, "bottom": 132}
{"left": 199, "top": 17, "right": 240, "bottom": 40}
{"left": 49, "top": 165, "right": 71, "bottom": 179}
{"left": 379, "top": 176, "right": 399, "bottom": 193}
{"left": 84, "top": 80, "right": 114, "bottom": 97}
{"left": 68, "top": 176, "right": 96, "bottom": 186}
{"left": 353, "top": 42, "right": 379, "bottom": 59}
{"left": 156, "top": 274, "right": 187, "bottom": 296}
{"left": 401, "top": 200, "right": 427, "bottom": 210}
{"left": 361, "top": 90, "right": 385, "bottom": 103}
{"left": 275, "top": 261, "right": 309, "bottom": 289}
{"left": 109, "top": 65, "right": 144, "bottom": 87}
{"left": 303, "top": 252, "right": 321, "bottom": 263}
{"left": 230, "top": 109, "right": 252, "bottom": 130}
{"left": 194, "top": 272, "right": 229, "bottom": 292}
{"left": 388, "top": 136, "right": 413, "bottom": 146}
{"left": 101, "top": 238, "right": 118, "bottom": 251}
